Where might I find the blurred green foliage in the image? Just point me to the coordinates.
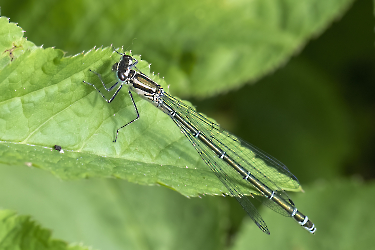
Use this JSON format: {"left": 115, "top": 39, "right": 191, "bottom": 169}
{"left": 0, "top": 210, "right": 94, "bottom": 250}
{"left": 0, "top": 0, "right": 374, "bottom": 249}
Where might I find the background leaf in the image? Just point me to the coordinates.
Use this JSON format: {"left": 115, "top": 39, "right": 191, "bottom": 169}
{"left": 0, "top": 164, "right": 226, "bottom": 250}
{"left": 1, "top": 0, "right": 354, "bottom": 97}
{"left": 0, "top": 209, "right": 94, "bottom": 250}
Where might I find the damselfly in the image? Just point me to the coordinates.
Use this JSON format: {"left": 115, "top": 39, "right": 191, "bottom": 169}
{"left": 83, "top": 50, "right": 316, "bottom": 235}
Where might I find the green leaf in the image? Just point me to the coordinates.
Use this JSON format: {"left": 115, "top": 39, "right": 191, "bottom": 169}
{"left": 231, "top": 179, "right": 375, "bottom": 249}
{"left": 0, "top": 17, "right": 300, "bottom": 197}
{"left": 0, "top": 164, "right": 226, "bottom": 250}
{"left": 0, "top": 209, "right": 94, "bottom": 250}
{"left": 0, "top": 17, "right": 37, "bottom": 70}
{"left": 2, "top": 0, "right": 354, "bottom": 97}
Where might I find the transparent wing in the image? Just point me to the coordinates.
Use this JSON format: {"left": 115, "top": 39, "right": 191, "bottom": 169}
{"left": 169, "top": 103, "right": 270, "bottom": 234}
{"left": 162, "top": 93, "right": 300, "bottom": 217}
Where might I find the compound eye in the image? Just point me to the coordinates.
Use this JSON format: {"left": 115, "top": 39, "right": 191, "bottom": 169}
{"left": 122, "top": 55, "right": 133, "bottom": 64}
{"left": 118, "top": 71, "right": 126, "bottom": 81}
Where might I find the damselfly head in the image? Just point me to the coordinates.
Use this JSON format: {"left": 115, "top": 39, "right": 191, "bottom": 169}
{"left": 117, "top": 55, "right": 133, "bottom": 71}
